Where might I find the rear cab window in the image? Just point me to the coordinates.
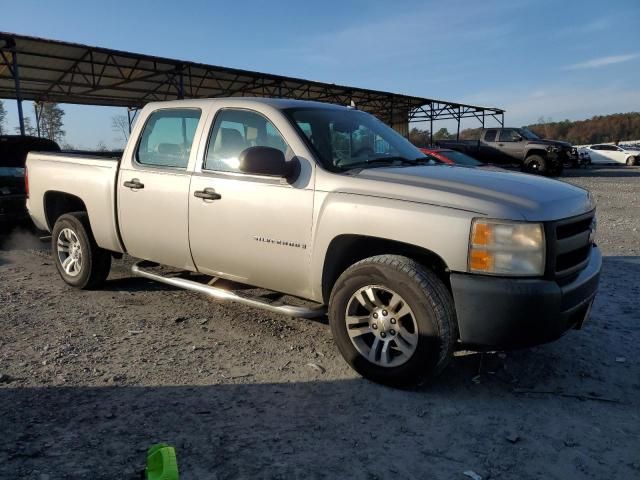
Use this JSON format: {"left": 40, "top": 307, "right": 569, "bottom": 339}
{"left": 135, "top": 109, "right": 202, "bottom": 168}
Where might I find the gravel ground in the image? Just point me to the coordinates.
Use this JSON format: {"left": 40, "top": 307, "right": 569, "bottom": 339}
{"left": 1, "top": 166, "right": 639, "bottom": 479}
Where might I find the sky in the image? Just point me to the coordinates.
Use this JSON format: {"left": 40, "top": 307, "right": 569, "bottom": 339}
{"left": 2, "top": 0, "right": 639, "bottom": 149}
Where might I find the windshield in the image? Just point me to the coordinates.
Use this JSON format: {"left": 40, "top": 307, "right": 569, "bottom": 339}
{"left": 284, "top": 107, "right": 429, "bottom": 171}
{"left": 439, "top": 150, "right": 483, "bottom": 166}
{"left": 517, "top": 128, "right": 540, "bottom": 140}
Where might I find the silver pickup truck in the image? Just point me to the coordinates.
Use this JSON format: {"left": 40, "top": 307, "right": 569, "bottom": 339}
{"left": 26, "top": 98, "right": 601, "bottom": 386}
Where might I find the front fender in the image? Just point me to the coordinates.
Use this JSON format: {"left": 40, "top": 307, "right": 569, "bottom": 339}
{"left": 309, "top": 192, "right": 475, "bottom": 300}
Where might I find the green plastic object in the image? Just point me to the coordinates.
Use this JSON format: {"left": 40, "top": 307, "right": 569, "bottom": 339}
{"left": 145, "top": 443, "right": 179, "bottom": 480}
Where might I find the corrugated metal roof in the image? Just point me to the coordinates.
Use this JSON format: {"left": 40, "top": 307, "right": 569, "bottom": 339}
{"left": 0, "top": 32, "right": 504, "bottom": 125}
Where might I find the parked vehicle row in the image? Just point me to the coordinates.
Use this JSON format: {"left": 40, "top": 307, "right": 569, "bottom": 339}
{"left": 26, "top": 97, "right": 601, "bottom": 387}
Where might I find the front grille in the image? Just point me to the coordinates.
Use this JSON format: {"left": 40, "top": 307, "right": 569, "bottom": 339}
{"left": 547, "top": 211, "right": 594, "bottom": 278}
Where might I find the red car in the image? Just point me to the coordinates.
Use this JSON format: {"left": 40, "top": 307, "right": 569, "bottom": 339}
{"left": 420, "top": 147, "right": 494, "bottom": 169}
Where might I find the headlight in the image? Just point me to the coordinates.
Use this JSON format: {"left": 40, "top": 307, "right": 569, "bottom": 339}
{"left": 468, "top": 219, "right": 545, "bottom": 276}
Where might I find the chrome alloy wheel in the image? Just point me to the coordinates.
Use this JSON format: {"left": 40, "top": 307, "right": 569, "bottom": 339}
{"left": 345, "top": 285, "right": 419, "bottom": 367}
{"left": 57, "top": 228, "right": 83, "bottom": 277}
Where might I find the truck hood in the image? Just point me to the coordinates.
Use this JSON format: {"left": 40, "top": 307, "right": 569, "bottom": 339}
{"left": 351, "top": 165, "right": 594, "bottom": 221}
{"left": 527, "top": 138, "right": 573, "bottom": 149}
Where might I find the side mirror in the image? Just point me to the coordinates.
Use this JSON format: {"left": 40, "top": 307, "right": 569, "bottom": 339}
{"left": 239, "top": 146, "right": 290, "bottom": 177}
{"left": 514, "top": 135, "right": 523, "bottom": 142}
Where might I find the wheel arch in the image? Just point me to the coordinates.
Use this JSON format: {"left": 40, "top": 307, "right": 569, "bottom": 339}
{"left": 43, "top": 190, "right": 88, "bottom": 231}
{"left": 321, "top": 234, "right": 450, "bottom": 304}
{"left": 525, "top": 149, "right": 548, "bottom": 160}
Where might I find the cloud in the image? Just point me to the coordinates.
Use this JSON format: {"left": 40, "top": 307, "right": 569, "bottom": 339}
{"left": 564, "top": 54, "right": 640, "bottom": 70}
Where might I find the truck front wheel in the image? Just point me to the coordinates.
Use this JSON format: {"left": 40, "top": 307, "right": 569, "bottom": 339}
{"left": 523, "top": 154, "right": 547, "bottom": 174}
{"left": 52, "top": 212, "right": 112, "bottom": 289}
{"left": 329, "top": 255, "right": 457, "bottom": 387}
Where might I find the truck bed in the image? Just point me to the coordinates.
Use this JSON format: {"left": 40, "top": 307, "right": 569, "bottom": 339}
{"left": 436, "top": 139, "right": 480, "bottom": 152}
{"left": 25, "top": 152, "right": 124, "bottom": 252}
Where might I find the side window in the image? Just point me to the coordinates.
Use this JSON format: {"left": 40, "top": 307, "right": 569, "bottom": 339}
{"left": 484, "top": 129, "right": 497, "bottom": 142}
{"left": 205, "top": 109, "right": 289, "bottom": 173}
{"left": 136, "top": 109, "right": 201, "bottom": 168}
{"left": 498, "top": 129, "right": 517, "bottom": 142}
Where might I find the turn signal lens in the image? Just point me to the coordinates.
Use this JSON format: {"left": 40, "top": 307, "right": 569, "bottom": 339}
{"left": 471, "top": 223, "right": 492, "bottom": 245}
{"left": 469, "top": 249, "right": 493, "bottom": 271}
{"left": 469, "top": 219, "right": 545, "bottom": 276}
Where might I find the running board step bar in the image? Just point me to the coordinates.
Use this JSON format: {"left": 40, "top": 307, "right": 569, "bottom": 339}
{"left": 131, "top": 261, "right": 326, "bottom": 319}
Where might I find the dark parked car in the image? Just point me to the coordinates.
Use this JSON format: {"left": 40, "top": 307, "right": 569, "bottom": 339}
{"left": 438, "top": 127, "right": 578, "bottom": 176}
{"left": 0, "top": 135, "right": 60, "bottom": 228}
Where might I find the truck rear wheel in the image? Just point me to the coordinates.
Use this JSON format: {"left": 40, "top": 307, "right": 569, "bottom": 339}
{"left": 523, "top": 154, "right": 547, "bottom": 174}
{"left": 52, "top": 212, "right": 111, "bottom": 289}
{"left": 328, "top": 255, "right": 457, "bottom": 387}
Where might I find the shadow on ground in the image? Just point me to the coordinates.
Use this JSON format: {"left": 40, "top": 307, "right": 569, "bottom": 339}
{"left": 102, "top": 276, "right": 180, "bottom": 293}
{"left": 1, "top": 345, "right": 637, "bottom": 480}
{"left": 562, "top": 165, "right": 640, "bottom": 178}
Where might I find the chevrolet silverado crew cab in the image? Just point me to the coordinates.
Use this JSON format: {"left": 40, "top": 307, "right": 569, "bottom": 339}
{"left": 26, "top": 98, "right": 601, "bottom": 387}
{"left": 439, "top": 127, "right": 579, "bottom": 176}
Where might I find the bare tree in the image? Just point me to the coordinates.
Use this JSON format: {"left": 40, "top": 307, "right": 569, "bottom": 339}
{"left": 111, "top": 115, "right": 129, "bottom": 145}
{"left": 13, "top": 115, "right": 38, "bottom": 136}
{"left": 39, "top": 103, "right": 66, "bottom": 142}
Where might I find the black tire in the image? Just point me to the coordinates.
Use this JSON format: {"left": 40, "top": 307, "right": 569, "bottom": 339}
{"left": 627, "top": 156, "right": 636, "bottom": 166}
{"left": 51, "top": 212, "right": 111, "bottom": 289}
{"left": 328, "top": 255, "right": 458, "bottom": 387}
{"left": 522, "top": 154, "right": 547, "bottom": 175}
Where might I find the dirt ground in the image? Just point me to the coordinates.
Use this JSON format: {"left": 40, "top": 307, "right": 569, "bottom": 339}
{"left": 1, "top": 166, "right": 639, "bottom": 480}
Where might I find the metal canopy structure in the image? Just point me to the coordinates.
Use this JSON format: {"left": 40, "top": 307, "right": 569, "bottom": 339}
{"left": 0, "top": 31, "right": 504, "bottom": 139}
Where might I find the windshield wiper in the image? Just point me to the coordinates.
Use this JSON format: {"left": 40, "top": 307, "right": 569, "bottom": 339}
{"left": 342, "top": 156, "right": 431, "bottom": 171}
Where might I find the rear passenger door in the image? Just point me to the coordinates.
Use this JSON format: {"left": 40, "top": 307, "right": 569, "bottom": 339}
{"left": 117, "top": 108, "right": 204, "bottom": 270}
{"left": 188, "top": 107, "right": 315, "bottom": 298}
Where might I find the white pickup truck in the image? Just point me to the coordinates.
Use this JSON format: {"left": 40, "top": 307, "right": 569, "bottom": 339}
{"left": 26, "top": 98, "right": 601, "bottom": 386}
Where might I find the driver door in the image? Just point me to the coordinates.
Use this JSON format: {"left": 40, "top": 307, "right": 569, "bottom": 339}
{"left": 496, "top": 128, "right": 525, "bottom": 162}
{"left": 188, "top": 107, "right": 315, "bottom": 298}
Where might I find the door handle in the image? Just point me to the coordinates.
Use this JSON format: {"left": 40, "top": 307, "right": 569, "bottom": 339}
{"left": 123, "top": 179, "right": 144, "bottom": 189}
{"left": 194, "top": 188, "right": 222, "bottom": 201}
